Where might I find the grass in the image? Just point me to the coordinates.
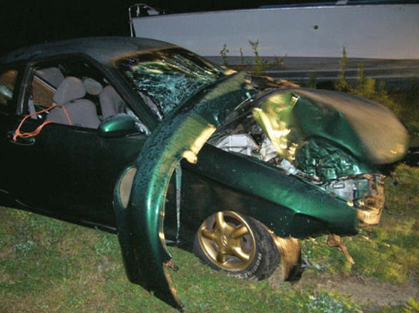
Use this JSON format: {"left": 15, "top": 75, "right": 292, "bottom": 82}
{"left": 0, "top": 207, "right": 364, "bottom": 313}
{"left": 1, "top": 48, "right": 418, "bottom": 311}
{"left": 302, "top": 165, "right": 419, "bottom": 285}
{"left": 1, "top": 163, "right": 418, "bottom": 312}
{"left": 219, "top": 41, "right": 285, "bottom": 76}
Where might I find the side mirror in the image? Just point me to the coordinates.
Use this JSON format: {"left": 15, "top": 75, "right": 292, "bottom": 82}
{"left": 98, "top": 114, "right": 145, "bottom": 138}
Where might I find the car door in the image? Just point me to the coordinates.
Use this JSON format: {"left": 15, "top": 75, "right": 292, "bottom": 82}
{"left": 0, "top": 67, "right": 22, "bottom": 206}
{"left": 5, "top": 58, "right": 150, "bottom": 226}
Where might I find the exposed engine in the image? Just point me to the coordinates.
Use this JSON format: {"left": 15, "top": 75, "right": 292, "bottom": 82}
{"left": 211, "top": 130, "right": 384, "bottom": 226}
{"left": 207, "top": 79, "right": 409, "bottom": 228}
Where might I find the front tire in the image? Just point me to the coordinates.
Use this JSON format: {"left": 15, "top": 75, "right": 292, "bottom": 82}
{"left": 193, "top": 211, "right": 280, "bottom": 280}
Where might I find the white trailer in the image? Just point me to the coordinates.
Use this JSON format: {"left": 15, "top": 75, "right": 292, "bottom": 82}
{"left": 129, "top": 1, "right": 419, "bottom": 83}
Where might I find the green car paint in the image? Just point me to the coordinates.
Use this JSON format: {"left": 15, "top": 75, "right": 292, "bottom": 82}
{"left": 180, "top": 145, "right": 360, "bottom": 237}
{"left": 111, "top": 73, "right": 408, "bottom": 310}
{"left": 253, "top": 89, "right": 409, "bottom": 180}
{"left": 0, "top": 38, "right": 410, "bottom": 311}
{"left": 98, "top": 114, "right": 140, "bottom": 138}
{"left": 113, "top": 73, "right": 253, "bottom": 310}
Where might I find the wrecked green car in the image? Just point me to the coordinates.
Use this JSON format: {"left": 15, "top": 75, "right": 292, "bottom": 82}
{"left": 0, "top": 37, "right": 409, "bottom": 310}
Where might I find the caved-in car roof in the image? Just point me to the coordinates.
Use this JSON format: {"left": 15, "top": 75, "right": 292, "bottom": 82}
{"left": 0, "top": 37, "right": 175, "bottom": 66}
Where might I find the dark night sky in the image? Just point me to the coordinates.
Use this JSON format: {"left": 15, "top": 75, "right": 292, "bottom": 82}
{"left": 0, "top": 0, "right": 321, "bottom": 57}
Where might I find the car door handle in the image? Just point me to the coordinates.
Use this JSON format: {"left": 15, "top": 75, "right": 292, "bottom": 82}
{"left": 7, "top": 131, "right": 35, "bottom": 146}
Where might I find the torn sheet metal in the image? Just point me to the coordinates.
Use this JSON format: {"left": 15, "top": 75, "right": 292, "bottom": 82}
{"left": 253, "top": 88, "right": 410, "bottom": 169}
{"left": 252, "top": 92, "right": 298, "bottom": 160}
{"left": 290, "top": 88, "right": 410, "bottom": 165}
{"left": 215, "top": 134, "right": 259, "bottom": 156}
{"left": 216, "top": 87, "right": 407, "bottom": 228}
{"left": 113, "top": 72, "right": 254, "bottom": 310}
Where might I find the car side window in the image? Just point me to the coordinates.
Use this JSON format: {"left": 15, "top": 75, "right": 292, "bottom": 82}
{"left": 30, "top": 67, "right": 61, "bottom": 109}
{"left": 0, "top": 69, "right": 18, "bottom": 115}
{"left": 25, "top": 60, "right": 149, "bottom": 133}
{"left": 25, "top": 66, "right": 101, "bottom": 129}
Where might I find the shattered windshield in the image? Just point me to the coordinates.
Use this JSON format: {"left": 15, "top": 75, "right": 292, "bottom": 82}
{"left": 115, "top": 48, "right": 225, "bottom": 118}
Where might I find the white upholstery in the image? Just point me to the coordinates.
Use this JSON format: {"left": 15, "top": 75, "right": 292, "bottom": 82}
{"left": 83, "top": 77, "right": 103, "bottom": 96}
{"left": 36, "top": 67, "right": 65, "bottom": 88}
{"left": 47, "top": 76, "right": 100, "bottom": 129}
{"left": 53, "top": 77, "right": 86, "bottom": 105}
{"left": 99, "top": 85, "right": 125, "bottom": 119}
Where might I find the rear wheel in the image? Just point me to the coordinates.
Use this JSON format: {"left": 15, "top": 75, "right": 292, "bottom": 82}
{"left": 193, "top": 211, "right": 280, "bottom": 280}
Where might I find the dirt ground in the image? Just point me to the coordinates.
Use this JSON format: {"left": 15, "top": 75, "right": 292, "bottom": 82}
{"left": 298, "top": 272, "right": 419, "bottom": 307}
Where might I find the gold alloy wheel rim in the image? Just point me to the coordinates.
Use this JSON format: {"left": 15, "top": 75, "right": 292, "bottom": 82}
{"left": 197, "top": 211, "right": 256, "bottom": 271}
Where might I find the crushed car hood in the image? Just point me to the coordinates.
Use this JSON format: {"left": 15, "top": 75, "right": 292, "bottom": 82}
{"left": 254, "top": 88, "right": 409, "bottom": 166}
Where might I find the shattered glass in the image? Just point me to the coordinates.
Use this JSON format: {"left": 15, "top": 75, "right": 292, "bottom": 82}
{"left": 116, "top": 48, "right": 225, "bottom": 117}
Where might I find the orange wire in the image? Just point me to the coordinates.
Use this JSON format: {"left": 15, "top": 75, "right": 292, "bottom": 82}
{"left": 13, "top": 104, "right": 72, "bottom": 141}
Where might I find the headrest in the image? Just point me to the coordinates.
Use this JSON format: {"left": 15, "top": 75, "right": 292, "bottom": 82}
{"left": 99, "top": 85, "right": 126, "bottom": 118}
{"left": 53, "top": 77, "right": 86, "bottom": 104}
{"left": 83, "top": 77, "right": 103, "bottom": 96}
{"left": 36, "top": 67, "right": 65, "bottom": 88}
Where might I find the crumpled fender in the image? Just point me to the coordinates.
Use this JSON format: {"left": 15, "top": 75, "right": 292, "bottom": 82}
{"left": 113, "top": 72, "right": 254, "bottom": 310}
{"left": 254, "top": 88, "right": 410, "bottom": 165}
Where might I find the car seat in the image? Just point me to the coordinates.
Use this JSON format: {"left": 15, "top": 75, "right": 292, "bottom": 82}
{"left": 99, "top": 85, "right": 126, "bottom": 119}
{"left": 47, "top": 76, "right": 100, "bottom": 129}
